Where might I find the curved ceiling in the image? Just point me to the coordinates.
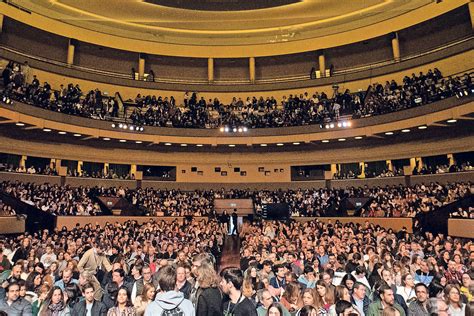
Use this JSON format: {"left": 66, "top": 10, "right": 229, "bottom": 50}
{"left": 12, "top": 0, "right": 439, "bottom": 46}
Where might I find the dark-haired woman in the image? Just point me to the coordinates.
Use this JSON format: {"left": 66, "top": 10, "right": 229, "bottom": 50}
{"left": 39, "top": 286, "right": 71, "bottom": 316}
{"left": 107, "top": 286, "right": 136, "bottom": 316}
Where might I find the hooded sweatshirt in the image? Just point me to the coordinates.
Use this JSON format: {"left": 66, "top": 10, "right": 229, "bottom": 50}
{"left": 144, "top": 290, "right": 195, "bottom": 316}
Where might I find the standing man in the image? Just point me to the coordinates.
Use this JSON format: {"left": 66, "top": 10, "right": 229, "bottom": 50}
{"left": 231, "top": 209, "right": 238, "bottom": 235}
{"left": 220, "top": 267, "right": 257, "bottom": 316}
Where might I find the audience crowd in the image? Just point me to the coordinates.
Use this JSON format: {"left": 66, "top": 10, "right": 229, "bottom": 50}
{"left": 0, "top": 217, "right": 472, "bottom": 316}
{"left": 0, "top": 180, "right": 471, "bottom": 219}
{"left": 3, "top": 61, "right": 472, "bottom": 130}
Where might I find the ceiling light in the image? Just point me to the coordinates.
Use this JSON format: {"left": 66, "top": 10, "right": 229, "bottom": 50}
{"left": 401, "top": 129, "right": 410, "bottom": 133}
{"left": 260, "top": 144, "right": 267, "bottom": 147}
{"left": 355, "top": 136, "right": 363, "bottom": 140}
{"left": 43, "top": 128, "right": 51, "bottom": 132}
{"left": 329, "top": 123, "right": 335, "bottom": 129}
{"left": 322, "top": 140, "right": 330, "bottom": 143}
{"left": 276, "top": 143, "right": 284, "bottom": 146}
{"left": 238, "top": 128, "right": 243, "bottom": 133}
{"left": 180, "top": 144, "right": 188, "bottom": 147}
{"left": 164, "top": 143, "right": 172, "bottom": 146}
{"left": 243, "top": 127, "right": 248, "bottom": 132}
{"left": 118, "top": 123, "right": 123, "bottom": 128}
{"left": 58, "top": 131, "right": 67, "bottom": 135}
{"left": 232, "top": 128, "right": 237, "bottom": 133}
{"left": 229, "top": 144, "right": 236, "bottom": 147}
{"left": 15, "top": 123, "right": 25, "bottom": 126}
{"left": 111, "top": 123, "right": 116, "bottom": 128}
{"left": 418, "top": 125, "right": 427, "bottom": 130}
{"left": 447, "top": 119, "right": 457, "bottom": 123}
{"left": 292, "top": 142, "right": 300, "bottom": 145}
{"left": 338, "top": 138, "right": 346, "bottom": 142}
{"left": 119, "top": 139, "right": 127, "bottom": 143}
{"left": 224, "top": 127, "right": 229, "bottom": 132}
{"left": 103, "top": 137, "right": 110, "bottom": 141}
{"left": 196, "top": 144, "right": 203, "bottom": 147}
{"left": 337, "top": 122, "right": 342, "bottom": 128}
{"left": 347, "top": 122, "right": 352, "bottom": 127}
{"left": 73, "top": 133, "right": 82, "bottom": 137}
{"left": 342, "top": 122, "right": 347, "bottom": 127}
{"left": 385, "top": 132, "right": 394, "bottom": 135}
{"left": 219, "top": 127, "right": 224, "bottom": 132}
{"left": 135, "top": 141, "right": 142, "bottom": 144}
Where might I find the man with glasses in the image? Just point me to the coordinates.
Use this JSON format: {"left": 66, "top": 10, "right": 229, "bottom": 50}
{"left": 256, "top": 289, "right": 290, "bottom": 316}
{"left": 409, "top": 283, "right": 429, "bottom": 316}
{"left": 427, "top": 298, "right": 450, "bottom": 316}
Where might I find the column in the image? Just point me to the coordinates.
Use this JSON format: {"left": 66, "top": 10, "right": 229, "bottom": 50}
{"left": 386, "top": 160, "right": 393, "bottom": 172}
{"left": 0, "top": 14, "right": 4, "bottom": 33}
{"left": 67, "top": 39, "right": 75, "bottom": 66}
{"left": 130, "top": 164, "right": 137, "bottom": 178}
{"left": 391, "top": 32, "right": 400, "bottom": 62}
{"left": 104, "top": 163, "right": 109, "bottom": 176}
{"left": 20, "top": 155, "right": 27, "bottom": 170}
{"left": 77, "top": 161, "right": 83, "bottom": 175}
{"left": 447, "top": 154, "right": 455, "bottom": 166}
{"left": 318, "top": 51, "right": 326, "bottom": 76}
{"left": 358, "top": 162, "right": 366, "bottom": 179}
{"left": 249, "top": 57, "right": 255, "bottom": 83}
{"left": 330, "top": 163, "right": 338, "bottom": 178}
{"left": 138, "top": 53, "right": 146, "bottom": 80}
{"left": 208, "top": 58, "right": 214, "bottom": 83}
{"left": 409, "top": 158, "right": 417, "bottom": 173}
{"left": 469, "top": 2, "right": 474, "bottom": 30}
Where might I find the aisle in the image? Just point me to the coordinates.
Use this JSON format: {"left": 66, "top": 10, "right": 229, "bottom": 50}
{"left": 218, "top": 236, "right": 240, "bottom": 272}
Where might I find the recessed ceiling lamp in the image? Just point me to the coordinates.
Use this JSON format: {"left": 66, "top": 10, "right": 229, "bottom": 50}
{"left": 196, "top": 144, "right": 203, "bottom": 147}
{"left": 119, "top": 139, "right": 127, "bottom": 143}
{"left": 338, "top": 138, "right": 346, "bottom": 142}
{"left": 322, "top": 140, "right": 330, "bottom": 143}
{"left": 418, "top": 125, "right": 427, "bottom": 130}
{"left": 276, "top": 143, "right": 284, "bottom": 146}
{"left": 180, "top": 144, "right": 188, "bottom": 147}
{"left": 43, "top": 128, "right": 51, "bottom": 132}
{"left": 164, "top": 143, "right": 172, "bottom": 146}
{"left": 73, "top": 133, "right": 82, "bottom": 137}
{"left": 58, "top": 131, "right": 67, "bottom": 135}
{"left": 103, "top": 137, "right": 110, "bottom": 141}
{"left": 229, "top": 144, "right": 236, "bottom": 147}
{"left": 401, "top": 129, "right": 410, "bottom": 133}
{"left": 135, "top": 141, "right": 142, "bottom": 144}
{"left": 385, "top": 132, "right": 394, "bottom": 135}
{"left": 260, "top": 144, "right": 267, "bottom": 147}
{"left": 15, "top": 123, "right": 25, "bottom": 126}
{"left": 292, "top": 142, "right": 300, "bottom": 145}
{"left": 446, "top": 119, "right": 457, "bottom": 123}
{"left": 354, "top": 136, "right": 363, "bottom": 139}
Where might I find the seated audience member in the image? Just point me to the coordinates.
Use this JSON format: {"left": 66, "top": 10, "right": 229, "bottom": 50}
{"left": 71, "top": 282, "right": 107, "bottom": 316}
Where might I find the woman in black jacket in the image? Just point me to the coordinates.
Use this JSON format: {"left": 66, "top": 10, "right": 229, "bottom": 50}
{"left": 195, "top": 262, "right": 223, "bottom": 316}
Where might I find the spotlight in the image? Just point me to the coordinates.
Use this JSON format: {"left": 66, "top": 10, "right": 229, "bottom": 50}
{"left": 58, "top": 131, "right": 67, "bottom": 135}
{"left": 325, "top": 124, "right": 329, "bottom": 129}
{"left": 347, "top": 122, "right": 352, "bottom": 127}
{"left": 238, "top": 128, "right": 243, "bottom": 133}
{"left": 342, "top": 122, "right": 347, "bottom": 127}
{"left": 111, "top": 123, "right": 116, "bottom": 128}
{"left": 329, "top": 123, "right": 335, "bottom": 129}
{"left": 129, "top": 126, "right": 134, "bottom": 131}
{"left": 224, "top": 127, "right": 229, "bottom": 133}
{"left": 401, "top": 129, "right": 410, "bottom": 133}
{"left": 337, "top": 122, "right": 342, "bottom": 128}
{"left": 73, "top": 133, "right": 82, "bottom": 137}
{"left": 243, "top": 127, "right": 248, "bottom": 132}
{"left": 15, "top": 123, "right": 25, "bottom": 127}
{"left": 446, "top": 119, "right": 457, "bottom": 123}
{"left": 385, "top": 132, "right": 394, "bottom": 135}
{"left": 228, "top": 144, "right": 236, "bottom": 147}
{"left": 140, "top": 127, "right": 144, "bottom": 131}
{"left": 135, "top": 141, "right": 142, "bottom": 144}
{"left": 322, "top": 140, "right": 329, "bottom": 143}
{"left": 355, "top": 136, "right": 363, "bottom": 139}
{"left": 276, "top": 143, "right": 284, "bottom": 146}
{"left": 43, "top": 128, "right": 51, "bottom": 132}
{"left": 118, "top": 123, "right": 123, "bottom": 128}
{"left": 119, "top": 139, "right": 126, "bottom": 143}
{"left": 219, "top": 127, "right": 225, "bottom": 132}
{"left": 123, "top": 124, "right": 127, "bottom": 129}
{"left": 232, "top": 128, "right": 237, "bottom": 133}
{"left": 103, "top": 137, "right": 110, "bottom": 141}
{"left": 338, "top": 138, "right": 346, "bottom": 142}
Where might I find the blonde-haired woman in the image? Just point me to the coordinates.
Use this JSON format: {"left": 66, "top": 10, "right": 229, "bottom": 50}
{"left": 133, "top": 283, "right": 155, "bottom": 316}
{"left": 195, "top": 262, "right": 223, "bottom": 316}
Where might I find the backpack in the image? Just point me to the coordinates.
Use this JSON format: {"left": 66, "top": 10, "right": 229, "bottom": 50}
{"left": 160, "top": 298, "right": 184, "bottom": 316}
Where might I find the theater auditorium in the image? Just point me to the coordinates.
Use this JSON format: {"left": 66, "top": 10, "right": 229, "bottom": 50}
{"left": 0, "top": 0, "right": 473, "bottom": 315}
